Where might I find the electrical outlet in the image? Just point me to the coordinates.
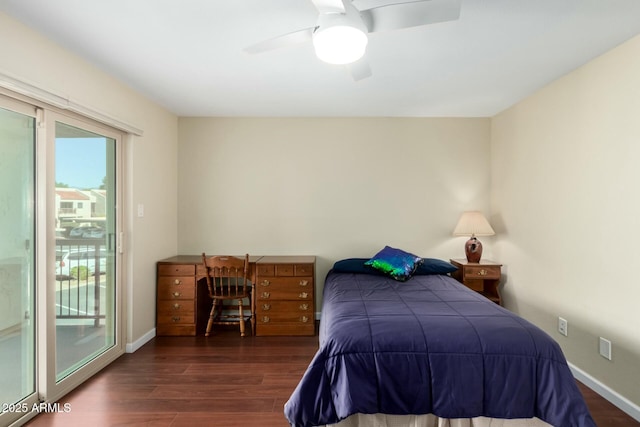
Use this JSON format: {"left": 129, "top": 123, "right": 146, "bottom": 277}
{"left": 599, "top": 337, "right": 612, "bottom": 360}
{"left": 558, "top": 317, "right": 568, "bottom": 337}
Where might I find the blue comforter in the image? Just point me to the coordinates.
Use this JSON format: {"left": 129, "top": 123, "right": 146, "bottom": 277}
{"left": 284, "top": 272, "right": 595, "bottom": 427}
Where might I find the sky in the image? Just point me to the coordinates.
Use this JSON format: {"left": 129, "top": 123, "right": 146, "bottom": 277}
{"left": 55, "top": 137, "right": 107, "bottom": 189}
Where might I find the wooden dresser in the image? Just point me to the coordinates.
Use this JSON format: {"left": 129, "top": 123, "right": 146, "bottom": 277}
{"left": 156, "top": 259, "right": 200, "bottom": 336}
{"left": 449, "top": 258, "right": 502, "bottom": 305}
{"left": 254, "top": 256, "right": 315, "bottom": 336}
{"left": 156, "top": 255, "right": 315, "bottom": 336}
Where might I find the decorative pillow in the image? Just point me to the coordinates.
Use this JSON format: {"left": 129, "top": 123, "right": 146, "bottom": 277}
{"left": 414, "top": 258, "right": 458, "bottom": 275}
{"left": 332, "top": 258, "right": 386, "bottom": 276}
{"left": 364, "top": 246, "right": 423, "bottom": 282}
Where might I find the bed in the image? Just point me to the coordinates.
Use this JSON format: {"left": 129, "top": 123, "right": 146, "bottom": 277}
{"left": 284, "top": 257, "right": 596, "bottom": 427}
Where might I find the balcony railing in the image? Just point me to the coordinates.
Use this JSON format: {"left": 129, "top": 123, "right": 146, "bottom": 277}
{"left": 55, "top": 239, "right": 107, "bottom": 327}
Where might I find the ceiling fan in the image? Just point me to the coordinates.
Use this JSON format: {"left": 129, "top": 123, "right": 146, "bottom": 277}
{"left": 244, "top": 0, "right": 462, "bottom": 81}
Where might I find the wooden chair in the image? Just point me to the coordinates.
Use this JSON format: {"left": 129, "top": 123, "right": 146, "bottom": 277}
{"left": 201, "top": 253, "right": 253, "bottom": 337}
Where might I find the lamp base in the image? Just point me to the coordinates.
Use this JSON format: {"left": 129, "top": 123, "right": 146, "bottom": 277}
{"left": 465, "top": 237, "right": 483, "bottom": 263}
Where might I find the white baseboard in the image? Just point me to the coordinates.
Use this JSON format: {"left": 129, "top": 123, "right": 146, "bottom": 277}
{"left": 569, "top": 362, "right": 640, "bottom": 422}
{"left": 125, "top": 328, "right": 155, "bottom": 353}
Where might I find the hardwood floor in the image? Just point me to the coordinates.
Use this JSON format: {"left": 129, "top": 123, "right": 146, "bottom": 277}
{"left": 25, "top": 327, "right": 639, "bottom": 427}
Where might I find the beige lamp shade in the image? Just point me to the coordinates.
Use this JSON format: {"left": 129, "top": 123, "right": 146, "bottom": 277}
{"left": 453, "top": 211, "right": 495, "bottom": 263}
{"left": 453, "top": 211, "right": 495, "bottom": 237}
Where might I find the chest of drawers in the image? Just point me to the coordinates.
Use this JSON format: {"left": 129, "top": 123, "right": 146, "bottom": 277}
{"left": 255, "top": 256, "right": 315, "bottom": 336}
{"left": 156, "top": 262, "right": 199, "bottom": 336}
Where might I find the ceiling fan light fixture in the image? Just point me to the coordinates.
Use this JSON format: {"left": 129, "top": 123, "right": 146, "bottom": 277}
{"left": 313, "top": 24, "right": 368, "bottom": 65}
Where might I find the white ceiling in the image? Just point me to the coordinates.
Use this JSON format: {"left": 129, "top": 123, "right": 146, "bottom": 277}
{"left": 2, "top": 0, "right": 640, "bottom": 117}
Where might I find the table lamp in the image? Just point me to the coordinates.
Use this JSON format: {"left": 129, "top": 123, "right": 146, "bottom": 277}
{"left": 453, "top": 211, "right": 495, "bottom": 263}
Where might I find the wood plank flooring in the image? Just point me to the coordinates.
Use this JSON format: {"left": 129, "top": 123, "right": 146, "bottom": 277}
{"left": 25, "top": 327, "right": 639, "bottom": 427}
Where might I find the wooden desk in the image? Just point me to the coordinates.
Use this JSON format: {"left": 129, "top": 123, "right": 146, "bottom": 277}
{"left": 156, "top": 255, "right": 315, "bottom": 336}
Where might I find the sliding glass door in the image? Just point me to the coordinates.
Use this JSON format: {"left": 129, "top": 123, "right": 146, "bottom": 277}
{"left": 54, "top": 121, "right": 117, "bottom": 381}
{"left": 0, "top": 101, "right": 38, "bottom": 424}
{"left": 0, "top": 94, "right": 124, "bottom": 426}
{"left": 45, "top": 112, "right": 123, "bottom": 401}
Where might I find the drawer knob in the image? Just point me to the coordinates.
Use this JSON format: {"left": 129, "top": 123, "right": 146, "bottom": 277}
{"left": 301, "top": 316, "right": 309, "bottom": 323}
{"left": 173, "top": 292, "right": 181, "bottom": 297}
{"left": 299, "top": 280, "right": 309, "bottom": 287}
{"left": 261, "top": 316, "right": 270, "bottom": 323}
{"left": 298, "top": 292, "right": 309, "bottom": 299}
{"left": 299, "top": 303, "right": 309, "bottom": 310}
{"left": 478, "top": 269, "right": 487, "bottom": 276}
{"left": 260, "top": 280, "right": 270, "bottom": 287}
{"left": 261, "top": 292, "right": 270, "bottom": 299}
{"left": 173, "top": 303, "right": 181, "bottom": 310}
{"left": 262, "top": 304, "right": 271, "bottom": 311}
{"left": 171, "top": 316, "right": 181, "bottom": 322}
{"left": 174, "top": 279, "right": 181, "bottom": 285}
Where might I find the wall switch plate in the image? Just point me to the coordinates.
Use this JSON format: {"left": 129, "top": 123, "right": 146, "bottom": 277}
{"left": 558, "top": 317, "right": 568, "bottom": 337}
{"left": 599, "top": 337, "right": 612, "bottom": 360}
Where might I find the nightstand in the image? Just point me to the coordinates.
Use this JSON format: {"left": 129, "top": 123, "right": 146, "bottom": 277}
{"left": 449, "top": 258, "right": 502, "bottom": 305}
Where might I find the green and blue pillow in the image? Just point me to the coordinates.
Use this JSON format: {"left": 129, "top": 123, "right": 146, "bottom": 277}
{"left": 364, "top": 246, "right": 423, "bottom": 282}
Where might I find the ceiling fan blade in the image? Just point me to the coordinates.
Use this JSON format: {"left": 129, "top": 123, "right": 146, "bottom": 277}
{"left": 347, "top": 57, "right": 372, "bottom": 81}
{"left": 360, "top": 0, "right": 461, "bottom": 33}
{"left": 310, "top": 0, "right": 346, "bottom": 13}
{"left": 244, "top": 27, "right": 315, "bottom": 54}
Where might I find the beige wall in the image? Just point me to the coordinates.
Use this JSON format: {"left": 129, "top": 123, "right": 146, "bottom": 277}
{"left": 492, "top": 35, "right": 640, "bottom": 407}
{"left": 177, "top": 117, "right": 492, "bottom": 305}
{"left": 0, "top": 11, "right": 179, "bottom": 345}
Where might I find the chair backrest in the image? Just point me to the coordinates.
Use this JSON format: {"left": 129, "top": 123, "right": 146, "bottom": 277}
{"left": 201, "top": 253, "right": 250, "bottom": 298}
